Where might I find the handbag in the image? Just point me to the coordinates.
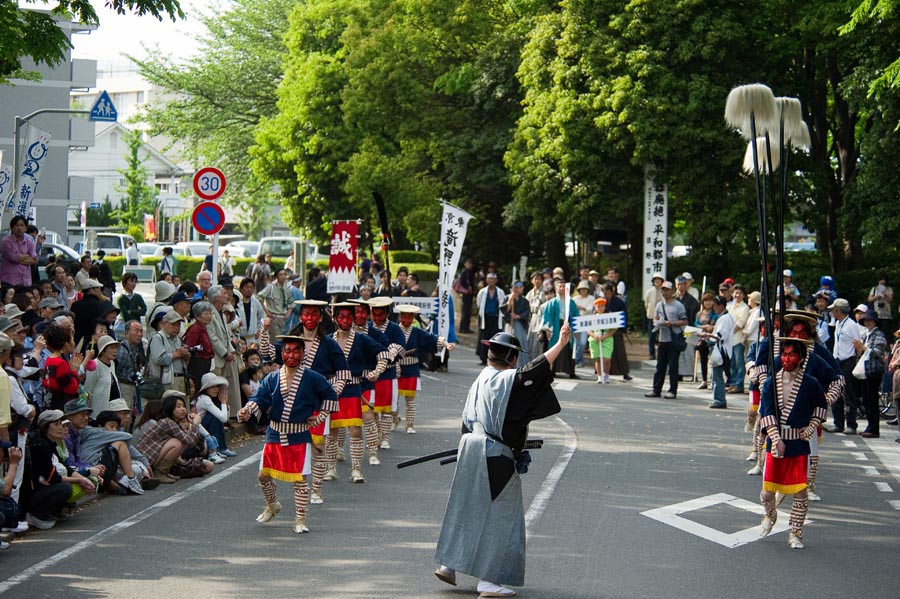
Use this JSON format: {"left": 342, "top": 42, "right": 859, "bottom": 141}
{"left": 852, "top": 349, "right": 870, "bottom": 380}
{"left": 661, "top": 304, "right": 687, "bottom": 352}
{"left": 709, "top": 342, "right": 724, "bottom": 368}
{"left": 452, "top": 276, "right": 467, "bottom": 294}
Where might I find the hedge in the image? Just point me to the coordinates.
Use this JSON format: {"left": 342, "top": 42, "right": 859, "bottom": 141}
{"left": 139, "top": 256, "right": 289, "bottom": 283}
{"left": 374, "top": 250, "right": 432, "bottom": 264}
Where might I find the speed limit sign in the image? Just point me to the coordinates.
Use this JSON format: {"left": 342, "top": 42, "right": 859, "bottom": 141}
{"left": 193, "top": 167, "right": 226, "bottom": 201}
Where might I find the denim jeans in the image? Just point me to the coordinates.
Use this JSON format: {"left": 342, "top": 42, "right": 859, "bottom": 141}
{"left": 574, "top": 331, "right": 587, "bottom": 366}
{"left": 712, "top": 364, "right": 727, "bottom": 405}
{"left": 730, "top": 343, "right": 746, "bottom": 391}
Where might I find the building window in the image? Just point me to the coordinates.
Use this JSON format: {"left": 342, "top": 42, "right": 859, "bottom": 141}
{"left": 137, "top": 91, "right": 145, "bottom": 104}
{"left": 110, "top": 132, "right": 118, "bottom": 149}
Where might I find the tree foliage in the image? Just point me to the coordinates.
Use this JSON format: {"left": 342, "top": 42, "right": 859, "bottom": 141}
{"left": 0, "top": 0, "right": 183, "bottom": 84}
{"left": 132, "top": 0, "right": 292, "bottom": 238}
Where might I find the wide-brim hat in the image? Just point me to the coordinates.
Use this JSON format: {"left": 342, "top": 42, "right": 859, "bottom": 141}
{"left": 776, "top": 336, "right": 814, "bottom": 347}
{"left": 367, "top": 297, "right": 393, "bottom": 309}
{"left": 82, "top": 279, "right": 104, "bottom": 290}
{"left": 162, "top": 310, "right": 184, "bottom": 324}
{"left": 107, "top": 398, "right": 129, "bottom": 412}
{"left": 782, "top": 311, "right": 818, "bottom": 328}
{"left": 97, "top": 335, "right": 120, "bottom": 354}
{"left": 395, "top": 304, "right": 420, "bottom": 314}
{"left": 294, "top": 299, "right": 328, "bottom": 309}
{"left": 348, "top": 299, "right": 371, "bottom": 309}
{"left": 98, "top": 302, "right": 120, "bottom": 317}
{"left": 161, "top": 390, "right": 187, "bottom": 400}
{"left": 332, "top": 302, "right": 357, "bottom": 311}
{"left": 0, "top": 317, "right": 20, "bottom": 334}
{"left": 155, "top": 281, "right": 177, "bottom": 302}
{"left": 63, "top": 398, "right": 91, "bottom": 416}
{"left": 576, "top": 280, "right": 590, "bottom": 291}
{"left": 276, "top": 334, "right": 307, "bottom": 346}
{"left": 854, "top": 303, "right": 869, "bottom": 314}
{"left": 199, "top": 372, "right": 229, "bottom": 393}
{"left": 0, "top": 333, "right": 12, "bottom": 351}
{"left": 481, "top": 331, "right": 525, "bottom": 353}
{"left": 651, "top": 272, "right": 664, "bottom": 282}
{"left": 4, "top": 304, "right": 24, "bottom": 320}
{"left": 861, "top": 310, "right": 880, "bottom": 323}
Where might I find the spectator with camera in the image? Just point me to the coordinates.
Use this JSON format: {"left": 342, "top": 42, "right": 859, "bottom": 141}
{"left": 868, "top": 275, "right": 894, "bottom": 337}
{"left": 115, "top": 320, "right": 146, "bottom": 411}
{"left": 183, "top": 301, "right": 215, "bottom": 396}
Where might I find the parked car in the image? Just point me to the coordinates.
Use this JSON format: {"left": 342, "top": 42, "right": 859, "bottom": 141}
{"left": 152, "top": 245, "right": 189, "bottom": 258}
{"left": 137, "top": 242, "right": 160, "bottom": 258}
{"left": 37, "top": 242, "right": 81, "bottom": 278}
{"left": 225, "top": 240, "right": 260, "bottom": 257}
{"left": 94, "top": 233, "right": 137, "bottom": 257}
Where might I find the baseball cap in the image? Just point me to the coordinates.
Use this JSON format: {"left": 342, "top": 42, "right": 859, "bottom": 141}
{"left": 37, "top": 410, "right": 67, "bottom": 429}
{"left": 827, "top": 298, "right": 849, "bottom": 310}
{"left": 107, "top": 399, "right": 129, "bottom": 412}
{"left": 783, "top": 269, "right": 794, "bottom": 277}
{"left": 660, "top": 281, "right": 673, "bottom": 290}
{"left": 162, "top": 311, "right": 184, "bottom": 324}
{"left": 39, "top": 297, "right": 63, "bottom": 310}
{"left": 63, "top": 398, "right": 91, "bottom": 416}
{"left": 82, "top": 279, "right": 103, "bottom": 289}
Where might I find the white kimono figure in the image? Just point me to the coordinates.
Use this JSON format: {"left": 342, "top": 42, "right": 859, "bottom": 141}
{"left": 434, "top": 327, "right": 569, "bottom": 596}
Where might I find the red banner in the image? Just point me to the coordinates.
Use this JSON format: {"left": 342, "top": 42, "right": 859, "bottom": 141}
{"left": 327, "top": 221, "right": 358, "bottom": 294}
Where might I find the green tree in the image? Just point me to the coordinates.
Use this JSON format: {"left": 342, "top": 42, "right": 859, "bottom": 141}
{"left": 0, "top": 0, "right": 183, "bottom": 84}
{"left": 85, "top": 195, "right": 115, "bottom": 227}
{"left": 113, "top": 130, "right": 158, "bottom": 226}
{"left": 132, "top": 0, "right": 291, "bottom": 238}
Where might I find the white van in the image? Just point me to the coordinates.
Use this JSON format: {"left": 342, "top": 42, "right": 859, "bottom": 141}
{"left": 94, "top": 233, "right": 137, "bottom": 257}
{"left": 256, "top": 236, "right": 328, "bottom": 282}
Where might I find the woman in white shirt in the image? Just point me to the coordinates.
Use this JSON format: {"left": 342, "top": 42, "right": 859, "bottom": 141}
{"left": 84, "top": 335, "right": 121, "bottom": 419}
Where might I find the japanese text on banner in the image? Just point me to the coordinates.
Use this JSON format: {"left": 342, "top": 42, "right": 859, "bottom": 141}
{"left": 642, "top": 171, "right": 668, "bottom": 297}
{"left": 573, "top": 312, "right": 626, "bottom": 333}
{"left": 438, "top": 202, "right": 473, "bottom": 352}
{"left": 15, "top": 124, "right": 52, "bottom": 218}
{"left": 327, "top": 221, "right": 359, "bottom": 294}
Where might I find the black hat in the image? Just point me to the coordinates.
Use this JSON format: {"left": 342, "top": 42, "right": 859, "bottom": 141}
{"left": 861, "top": 310, "right": 880, "bottom": 323}
{"left": 217, "top": 275, "right": 234, "bottom": 287}
{"left": 481, "top": 331, "right": 523, "bottom": 352}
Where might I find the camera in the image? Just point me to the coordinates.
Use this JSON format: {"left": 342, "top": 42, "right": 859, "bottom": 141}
{"left": 131, "top": 371, "right": 144, "bottom": 384}
{"left": 187, "top": 345, "right": 204, "bottom": 355}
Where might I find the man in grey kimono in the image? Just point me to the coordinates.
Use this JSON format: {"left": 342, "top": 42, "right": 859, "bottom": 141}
{"left": 434, "top": 323, "right": 571, "bottom": 597}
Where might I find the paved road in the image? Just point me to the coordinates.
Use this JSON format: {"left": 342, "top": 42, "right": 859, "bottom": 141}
{"left": 1, "top": 346, "right": 897, "bottom": 598}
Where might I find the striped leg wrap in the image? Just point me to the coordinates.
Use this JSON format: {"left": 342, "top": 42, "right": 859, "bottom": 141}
{"left": 405, "top": 396, "right": 416, "bottom": 428}
{"left": 350, "top": 438, "right": 364, "bottom": 470}
{"left": 294, "top": 482, "right": 310, "bottom": 520}
{"left": 312, "top": 458, "right": 326, "bottom": 492}
{"left": 380, "top": 413, "right": 393, "bottom": 445}
{"left": 807, "top": 456, "right": 819, "bottom": 492}
{"left": 762, "top": 498, "right": 777, "bottom": 525}
{"left": 337, "top": 426, "right": 347, "bottom": 450}
{"left": 790, "top": 496, "right": 808, "bottom": 536}
{"left": 325, "top": 434, "right": 339, "bottom": 471}
{"left": 260, "top": 479, "right": 277, "bottom": 504}
{"left": 755, "top": 422, "right": 765, "bottom": 470}
{"left": 363, "top": 414, "right": 380, "bottom": 452}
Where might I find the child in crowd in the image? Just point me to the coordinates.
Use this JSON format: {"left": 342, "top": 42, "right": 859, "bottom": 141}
{"left": 588, "top": 297, "right": 614, "bottom": 384}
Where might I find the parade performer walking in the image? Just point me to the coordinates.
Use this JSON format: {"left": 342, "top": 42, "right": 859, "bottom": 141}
{"left": 395, "top": 304, "right": 454, "bottom": 434}
{"left": 239, "top": 335, "right": 337, "bottom": 534}
{"left": 259, "top": 299, "right": 350, "bottom": 505}
{"left": 758, "top": 337, "right": 827, "bottom": 549}
{"left": 367, "top": 297, "right": 406, "bottom": 449}
{"left": 326, "top": 303, "right": 390, "bottom": 483}
{"left": 434, "top": 324, "right": 571, "bottom": 597}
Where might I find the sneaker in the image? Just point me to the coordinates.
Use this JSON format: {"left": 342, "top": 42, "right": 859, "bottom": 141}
{"left": 597, "top": 376, "right": 603, "bottom": 384}
{"left": 787, "top": 531, "right": 804, "bottom": 549}
{"left": 663, "top": 392, "right": 677, "bottom": 399}
{"left": 293, "top": 517, "right": 309, "bottom": 534}
{"left": 220, "top": 449, "right": 237, "bottom": 458}
{"left": 120, "top": 475, "right": 145, "bottom": 495}
{"left": 310, "top": 490, "right": 324, "bottom": 505}
{"left": 603, "top": 374, "right": 609, "bottom": 384}
{"left": 1, "top": 521, "right": 29, "bottom": 534}
{"left": 209, "top": 453, "right": 226, "bottom": 464}
{"left": 406, "top": 426, "right": 416, "bottom": 434}
{"left": 697, "top": 382, "right": 708, "bottom": 390}
{"left": 434, "top": 566, "right": 457, "bottom": 586}
{"left": 26, "top": 513, "right": 56, "bottom": 530}
{"left": 256, "top": 500, "right": 282, "bottom": 523}
{"left": 623, "top": 374, "right": 633, "bottom": 382}
{"left": 380, "top": 439, "right": 391, "bottom": 450}
{"left": 709, "top": 402, "right": 727, "bottom": 409}
{"left": 745, "top": 451, "right": 757, "bottom": 461}
{"left": 350, "top": 468, "right": 365, "bottom": 483}
{"left": 322, "top": 468, "right": 338, "bottom": 481}
{"left": 476, "top": 580, "right": 516, "bottom": 597}
{"left": 807, "top": 489, "right": 821, "bottom": 501}
{"left": 0, "top": 541, "right": 8, "bottom": 550}
{"left": 747, "top": 464, "right": 762, "bottom": 475}
{"left": 140, "top": 477, "right": 161, "bottom": 491}
{"left": 369, "top": 454, "right": 381, "bottom": 466}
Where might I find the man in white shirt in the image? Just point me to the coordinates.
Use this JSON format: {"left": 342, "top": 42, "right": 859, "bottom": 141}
{"left": 727, "top": 285, "right": 751, "bottom": 394}
{"left": 125, "top": 241, "right": 141, "bottom": 266}
{"left": 827, "top": 298, "right": 861, "bottom": 433}
{"left": 706, "top": 295, "right": 734, "bottom": 409}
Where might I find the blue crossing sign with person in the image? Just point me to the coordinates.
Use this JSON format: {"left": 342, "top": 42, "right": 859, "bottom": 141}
{"left": 90, "top": 91, "right": 118, "bottom": 122}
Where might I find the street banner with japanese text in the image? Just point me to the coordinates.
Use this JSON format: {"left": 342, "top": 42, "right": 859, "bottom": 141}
{"left": 395, "top": 296, "right": 439, "bottom": 315}
{"left": 642, "top": 169, "right": 668, "bottom": 297}
{"left": 327, "top": 220, "right": 359, "bottom": 293}
{"left": 0, "top": 161, "right": 13, "bottom": 216}
{"left": 438, "top": 201, "right": 473, "bottom": 351}
{"left": 14, "top": 124, "right": 52, "bottom": 218}
{"left": 573, "top": 312, "right": 626, "bottom": 333}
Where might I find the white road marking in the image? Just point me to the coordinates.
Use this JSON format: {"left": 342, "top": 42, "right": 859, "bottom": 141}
{"left": 889, "top": 500, "right": 900, "bottom": 511}
{"left": 842, "top": 440, "right": 858, "bottom": 448}
{"left": 874, "top": 482, "right": 893, "bottom": 492}
{"left": 640, "top": 493, "right": 806, "bottom": 549}
{"left": 552, "top": 381, "right": 578, "bottom": 392}
{"left": 861, "top": 466, "right": 881, "bottom": 476}
{"left": 850, "top": 452, "right": 868, "bottom": 461}
{"left": 0, "top": 452, "right": 262, "bottom": 595}
{"left": 860, "top": 434, "right": 900, "bottom": 488}
{"left": 525, "top": 415, "right": 577, "bottom": 539}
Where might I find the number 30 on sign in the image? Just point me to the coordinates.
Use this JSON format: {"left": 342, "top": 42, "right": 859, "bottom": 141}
{"left": 193, "top": 167, "right": 226, "bottom": 201}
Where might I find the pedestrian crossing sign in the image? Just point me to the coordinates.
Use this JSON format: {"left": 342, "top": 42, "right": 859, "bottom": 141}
{"left": 90, "top": 91, "right": 118, "bottom": 122}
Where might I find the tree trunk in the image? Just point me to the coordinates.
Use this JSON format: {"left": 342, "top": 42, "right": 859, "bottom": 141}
{"left": 545, "top": 230, "right": 567, "bottom": 274}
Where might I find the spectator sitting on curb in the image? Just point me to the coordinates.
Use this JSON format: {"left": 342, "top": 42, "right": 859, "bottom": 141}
{"left": 0, "top": 441, "right": 27, "bottom": 540}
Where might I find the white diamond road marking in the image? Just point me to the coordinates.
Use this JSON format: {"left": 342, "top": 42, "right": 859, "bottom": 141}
{"left": 889, "top": 500, "right": 900, "bottom": 511}
{"left": 552, "top": 381, "right": 577, "bottom": 392}
{"left": 842, "top": 440, "right": 858, "bottom": 448}
{"left": 861, "top": 465, "right": 880, "bottom": 476}
{"left": 640, "top": 493, "right": 806, "bottom": 549}
{"left": 874, "top": 482, "right": 893, "bottom": 492}
{"left": 851, "top": 452, "right": 868, "bottom": 461}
